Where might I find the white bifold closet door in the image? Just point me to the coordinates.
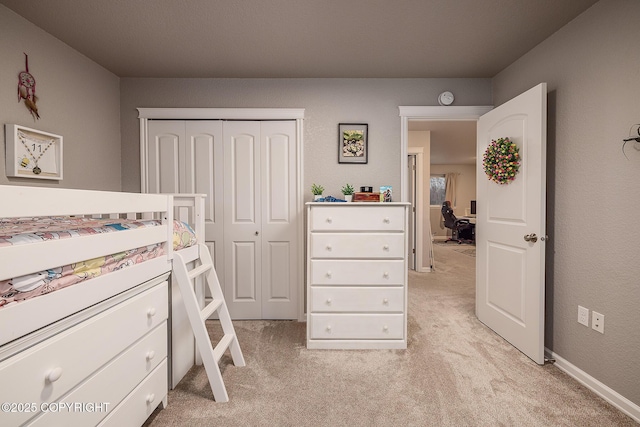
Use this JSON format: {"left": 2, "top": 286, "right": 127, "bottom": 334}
{"left": 146, "top": 120, "right": 298, "bottom": 321}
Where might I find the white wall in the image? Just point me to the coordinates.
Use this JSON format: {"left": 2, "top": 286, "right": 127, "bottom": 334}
{"left": 493, "top": 0, "right": 640, "bottom": 408}
{"left": 0, "top": 6, "right": 121, "bottom": 190}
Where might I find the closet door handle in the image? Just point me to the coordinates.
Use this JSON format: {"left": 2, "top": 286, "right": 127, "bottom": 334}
{"left": 255, "top": 231, "right": 259, "bottom": 236}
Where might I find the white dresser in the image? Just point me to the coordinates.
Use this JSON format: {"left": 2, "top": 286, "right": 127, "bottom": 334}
{"left": 306, "top": 202, "right": 409, "bottom": 349}
{"left": 0, "top": 276, "right": 169, "bottom": 427}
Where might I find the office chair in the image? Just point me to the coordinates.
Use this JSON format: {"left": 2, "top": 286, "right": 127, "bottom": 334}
{"left": 441, "top": 201, "right": 475, "bottom": 244}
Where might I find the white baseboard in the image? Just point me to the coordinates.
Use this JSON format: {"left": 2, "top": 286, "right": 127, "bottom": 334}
{"left": 545, "top": 348, "right": 640, "bottom": 423}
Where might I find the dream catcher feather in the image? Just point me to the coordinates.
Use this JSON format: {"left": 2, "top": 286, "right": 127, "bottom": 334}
{"left": 18, "top": 53, "right": 39, "bottom": 120}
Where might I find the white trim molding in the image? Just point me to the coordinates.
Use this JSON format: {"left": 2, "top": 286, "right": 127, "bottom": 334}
{"left": 137, "top": 107, "right": 305, "bottom": 120}
{"left": 546, "top": 349, "right": 640, "bottom": 423}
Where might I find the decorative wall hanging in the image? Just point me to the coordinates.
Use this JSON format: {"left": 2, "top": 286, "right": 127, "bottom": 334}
{"left": 5, "top": 124, "right": 63, "bottom": 180}
{"left": 483, "top": 137, "right": 520, "bottom": 184}
{"left": 17, "top": 53, "right": 39, "bottom": 120}
{"left": 338, "top": 123, "right": 368, "bottom": 164}
{"left": 622, "top": 123, "right": 640, "bottom": 159}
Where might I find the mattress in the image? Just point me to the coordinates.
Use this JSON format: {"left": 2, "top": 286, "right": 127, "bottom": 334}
{"left": 0, "top": 216, "right": 196, "bottom": 308}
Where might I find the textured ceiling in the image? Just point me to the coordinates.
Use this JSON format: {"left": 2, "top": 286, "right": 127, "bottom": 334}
{"left": 1, "top": 0, "right": 598, "bottom": 78}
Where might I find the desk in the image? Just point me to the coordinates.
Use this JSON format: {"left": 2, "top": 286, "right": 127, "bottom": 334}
{"left": 460, "top": 215, "right": 476, "bottom": 224}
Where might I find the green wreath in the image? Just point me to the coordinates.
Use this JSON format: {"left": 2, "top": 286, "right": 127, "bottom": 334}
{"left": 483, "top": 137, "right": 520, "bottom": 184}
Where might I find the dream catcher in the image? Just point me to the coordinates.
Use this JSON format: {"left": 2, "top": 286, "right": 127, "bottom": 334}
{"left": 622, "top": 124, "right": 640, "bottom": 159}
{"left": 17, "top": 53, "right": 39, "bottom": 120}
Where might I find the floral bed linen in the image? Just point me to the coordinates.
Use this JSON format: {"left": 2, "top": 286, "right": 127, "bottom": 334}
{"left": 0, "top": 216, "right": 196, "bottom": 308}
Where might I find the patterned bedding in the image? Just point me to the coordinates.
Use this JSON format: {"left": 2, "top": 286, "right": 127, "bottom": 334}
{"left": 0, "top": 216, "right": 197, "bottom": 308}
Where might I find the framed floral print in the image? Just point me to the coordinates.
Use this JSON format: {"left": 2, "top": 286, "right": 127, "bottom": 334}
{"left": 338, "top": 123, "right": 368, "bottom": 164}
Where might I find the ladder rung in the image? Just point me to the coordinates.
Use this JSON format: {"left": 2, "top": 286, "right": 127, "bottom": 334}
{"left": 212, "top": 334, "right": 235, "bottom": 364}
{"left": 201, "top": 299, "right": 223, "bottom": 321}
{"left": 188, "top": 263, "right": 212, "bottom": 280}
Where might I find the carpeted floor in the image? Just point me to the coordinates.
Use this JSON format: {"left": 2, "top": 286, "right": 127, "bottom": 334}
{"left": 435, "top": 240, "right": 476, "bottom": 257}
{"left": 143, "top": 245, "right": 636, "bottom": 427}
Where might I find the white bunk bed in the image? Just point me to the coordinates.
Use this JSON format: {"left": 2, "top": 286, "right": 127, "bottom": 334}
{"left": 0, "top": 185, "right": 205, "bottom": 427}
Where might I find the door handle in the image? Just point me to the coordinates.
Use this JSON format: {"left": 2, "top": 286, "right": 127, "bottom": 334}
{"left": 255, "top": 231, "right": 259, "bottom": 236}
{"left": 523, "top": 233, "right": 538, "bottom": 243}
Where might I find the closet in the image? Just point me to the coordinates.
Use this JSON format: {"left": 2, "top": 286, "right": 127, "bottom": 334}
{"left": 139, "top": 109, "right": 303, "bottom": 323}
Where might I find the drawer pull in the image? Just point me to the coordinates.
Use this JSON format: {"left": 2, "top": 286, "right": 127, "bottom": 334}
{"left": 382, "top": 298, "right": 389, "bottom": 304}
{"left": 326, "top": 325, "right": 332, "bottom": 332}
{"left": 146, "top": 350, "right": 156, "bottom": 361}
{"left": 326, "top": 217, "right": 332, "bottom": 223}
{"left": 146, "top": 393, "right": 156, "bottom": 404}
{"left": 383, "top": 217, "right": 390, "bottom": 223}
{"left": 326, "top": 244, "right": 332, "bottom": 251}
{"left": 326, "top": 298, "right": 332, "bottom": 305}
{"left": 383, "top": 245, "right": 389, "bottom": 250}
{"left": 46, "top": 367, "right": 63, "bottom": 383}
{"left": 382, "top": 325, "right": 389, "bottom": 332}
{"left": 326, "top": 271, "right": 332, "bottom": 278}
{"left": 383, "top": 272, "right": 389, "bottom": 278}
{"left": 147, "top": 307, "right": 157, "bottom": 317}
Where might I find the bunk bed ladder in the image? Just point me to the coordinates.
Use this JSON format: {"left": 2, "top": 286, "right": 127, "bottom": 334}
{"left": 173, "top": 243, "right": 245, "bottom": 402}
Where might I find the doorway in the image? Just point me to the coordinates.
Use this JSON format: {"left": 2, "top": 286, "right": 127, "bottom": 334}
{"left": 400, "top": 106, "right": 491, "bottom": 272}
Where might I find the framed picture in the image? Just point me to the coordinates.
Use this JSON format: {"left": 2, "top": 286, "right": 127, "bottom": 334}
{"left": 338, "top": 123, "right": 368, "bottom": 164}
{"left": 5, "top": 124, "right": 63, "bottom": 180}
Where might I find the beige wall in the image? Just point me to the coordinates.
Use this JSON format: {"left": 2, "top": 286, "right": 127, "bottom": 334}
{"left": 408, "top": 131, "right": 431, "bottom": 268}
{"left": 0, "top": 6, "right": 121, "bottom": 190}
{"left": 493, "top": 0, "right": 640, "bottom": 407}
{"left": 119, "top": 79, "right": 491, "bottom": 195}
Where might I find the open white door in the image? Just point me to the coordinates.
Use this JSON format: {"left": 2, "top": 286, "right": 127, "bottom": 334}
{"left": 476, "top": 83, "right": 547, "bottom": 364}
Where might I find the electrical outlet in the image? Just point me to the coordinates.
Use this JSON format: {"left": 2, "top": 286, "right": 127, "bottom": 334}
{"left": 578, "top": 305, "right": 589, "bottom": 327}
{"left": 592, "top": 311, "right": 604, "bottom": 334}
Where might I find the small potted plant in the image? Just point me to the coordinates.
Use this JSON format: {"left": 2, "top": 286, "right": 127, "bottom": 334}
{"left": 311, "top": 183, "right": 324, "bottom": 201}
{"left": 341, "top": 183, "right": 355, "bottom": 202}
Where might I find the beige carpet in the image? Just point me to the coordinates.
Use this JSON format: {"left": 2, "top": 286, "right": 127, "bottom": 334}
{"left": 144, "top": 245, "right": 636, "bottom": 427}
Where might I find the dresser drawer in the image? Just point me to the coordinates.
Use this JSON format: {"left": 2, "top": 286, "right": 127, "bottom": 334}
{"left": 310, "top": 206, "right": 405, "bottom": 231}
{"left": 0, "top": 282, "right": 168, "bottom": 427}
{"left": 311, "top": 259, "right": 404, "bottom": 285}
{"left": 28, "top": 323, "right": 167, "bottom": 427}
{"left": 310, "top": 233, "right": 404, "bottom": 259}
{"left": 309, "top": 313, "right": 404, "bottom": 339}
{"left": 97, "top": 360, "right": 167, "bottom": 427}
{"left": 310, "top": 287, "right": 404, "bottom": 312}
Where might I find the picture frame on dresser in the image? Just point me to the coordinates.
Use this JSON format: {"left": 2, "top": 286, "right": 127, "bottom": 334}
{"left": 338, "top": 123, "right": 368, "bottom": 164}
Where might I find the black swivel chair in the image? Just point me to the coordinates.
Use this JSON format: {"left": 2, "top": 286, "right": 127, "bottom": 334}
{"left": 441, "top": 201, "right": 475, "bottom": 244}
